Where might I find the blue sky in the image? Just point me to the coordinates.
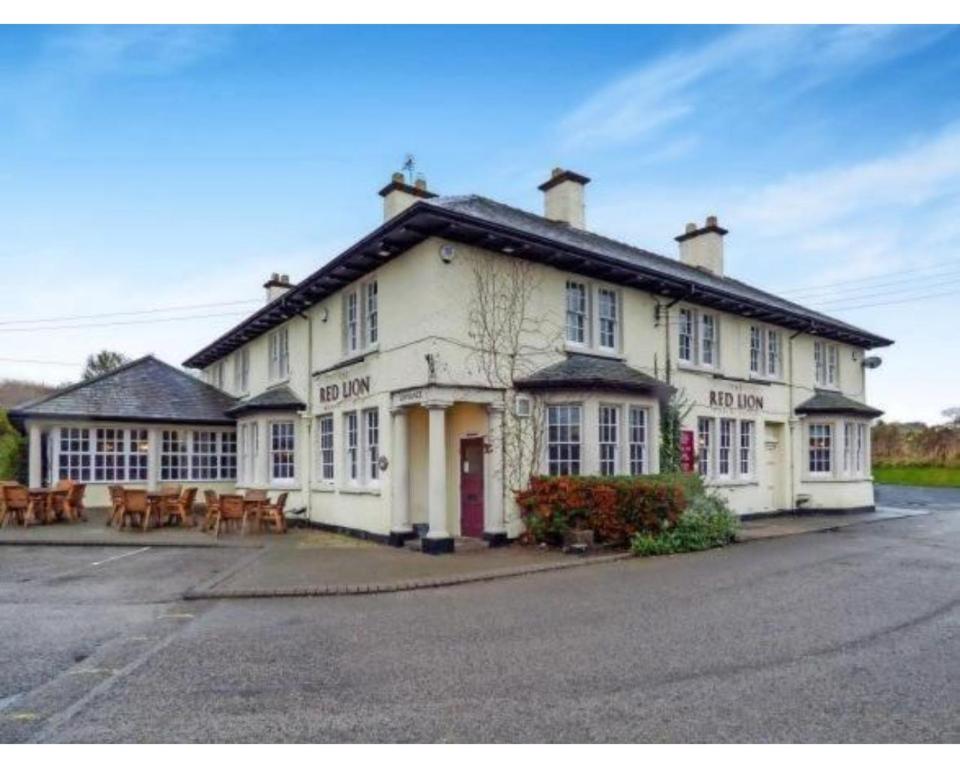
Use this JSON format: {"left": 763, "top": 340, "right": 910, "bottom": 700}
{"left": 1, "top": 25, "right": 959, "bottom": 422}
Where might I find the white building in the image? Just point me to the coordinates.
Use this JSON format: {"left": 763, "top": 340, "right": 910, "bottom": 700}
{"left": 12, "top": 169, "right": 891, "bottom": 552}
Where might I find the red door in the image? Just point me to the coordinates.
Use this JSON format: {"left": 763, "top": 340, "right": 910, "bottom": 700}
{"left": 459, "top": 438, "right": 485, "bottom": 538}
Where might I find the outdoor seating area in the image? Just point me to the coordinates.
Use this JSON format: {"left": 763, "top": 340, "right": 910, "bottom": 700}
{"left": 108, "top": 486, "right": 288, "bottom": 537}
{"left": 0, "top": 479, "right": 86, "bottom": 527}
{"left": 2, "top": 480, "right": 287, "bottom": 537}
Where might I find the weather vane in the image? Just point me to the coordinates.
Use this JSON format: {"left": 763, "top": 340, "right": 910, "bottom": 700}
{"left": 402, "top": 154, "right": 416, "bottom": 184}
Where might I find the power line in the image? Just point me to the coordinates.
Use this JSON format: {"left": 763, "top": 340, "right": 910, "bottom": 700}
{"left": 0, "top": 298, "right": 261, "bottom": 327}
{"left": 774, "top": 258, "right": 960, "bottom": 296}
{"left": 0, "top": 311, "right": 250, "bottom": 333}
{"left": 809, "top": 273, "right": 960, "bottom": 308}
{"left": 783, "top": 266, "right": 960, "bottom": 302}
{"left": 0, "top": 357, "right": 81, "bottom": 367}
{"left": 811, "top": 287, "right": 960, "bottom": 312}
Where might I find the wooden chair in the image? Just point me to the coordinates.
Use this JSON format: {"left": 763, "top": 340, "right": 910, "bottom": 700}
{"left": 242, "top": 489, "right": 268, "bottom": 534}
{"left": 1, "top": 485, "right": 35, "bottom": 527}
{"left": 202, "top": 490, "right": 220, "bottom": 532}
{"left": 165, "top": 487, "right": 197, "bottom": 527}
{"left": 62, "top": 483, "right": 86, "bottom": 522}
{"left": 159, "top": 483, "right": 182, "bottom": 497}
{"left": 107, "top": 486, "right": 124, "bottom": 526}
{"left": 118, "top": 489, "right": 148, "bottom": 530}
{"left": 210, "top": 494, "right": 244, "bottom": 539}
{"left": 260, "top": 492, "right": 288, "bottom": 534}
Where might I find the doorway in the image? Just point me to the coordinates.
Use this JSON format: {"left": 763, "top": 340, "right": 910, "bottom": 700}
{"left": 763, "top": 422, "right": 786, "bottom": 512}
{"left": 459, "top": 437, "right": 485, "bottom": 538}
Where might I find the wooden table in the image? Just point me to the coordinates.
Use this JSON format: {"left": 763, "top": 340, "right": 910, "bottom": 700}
{"left": 143, "top": 492, "right": 174, "bottom": 531}
{"left": 27, "top": 488, "right": 64, "bottom": 525}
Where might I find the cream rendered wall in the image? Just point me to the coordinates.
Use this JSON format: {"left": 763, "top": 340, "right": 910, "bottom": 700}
{"left": 199, "top": 232, "right": 881, "bottom": 530}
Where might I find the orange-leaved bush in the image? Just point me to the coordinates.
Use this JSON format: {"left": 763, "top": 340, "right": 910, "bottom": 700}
{"left": 514, "top": 474, "right": 695, "bottom": 546}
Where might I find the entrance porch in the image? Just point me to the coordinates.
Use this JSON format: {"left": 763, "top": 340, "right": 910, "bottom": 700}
{"left": 388, "top": 387, "right": 507, "bottom": 554}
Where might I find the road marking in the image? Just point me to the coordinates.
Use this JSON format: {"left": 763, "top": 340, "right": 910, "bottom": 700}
{"left": 65, "top": 667, "right": 116, "bottom": 676}
{"left": 90, "top": 547, "right": 150, "bottom": 567}
{"left": 158, "top": 612, "right": 194, "bottom": 620}
{"left": 5, "top": 712, "right": 39, "bottom": 721}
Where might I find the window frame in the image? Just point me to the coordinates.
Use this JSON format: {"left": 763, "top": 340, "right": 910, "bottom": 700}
{"left": 343, "top": 278, "right": 379, "bottom": 357}
{"left": 268, "top": 420, "right": 296, "bottom": 484}
{"left": 628, "top": 406, "right": 648, "bottom": 476}
{"left": 233, "top": 348, "right": 250, "bottom": 394}
{"left": 678, "top": 307, "right": 720, "bottom": 370}
{"left": 596, "top": 288, "right": 619, "bottom": 352}
{"left": 808, "top": 422, "right": 833, "bottom": 476}
{"left": 598, "top": 404, "right": 620, "bottom": 476}
{"left": 718, "top": 418, "right": 734, "bottom": 479}
{"left": 565, "top": 280, "right": 588, "bottom": 346}
{"left": 317, "top": 414, "right": 335, "bottom": 483}
{"left": 268, "top": 326, "right": 290, "bottom": 382}
{"left": 546, "top": 403, "right": 582, "bottom": 477}
{"left": 739, "top": 421, "right": 754, "bottom": 479}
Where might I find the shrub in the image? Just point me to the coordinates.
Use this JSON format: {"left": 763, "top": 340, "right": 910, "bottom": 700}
{"left": 0, "top": 410, "right": 25, "bottom": 482}
{"left": 631, "top": 493, "right": 739, "bottom": 557}
{"left": 514, "top": 474, "right": 692, "bottom": 547}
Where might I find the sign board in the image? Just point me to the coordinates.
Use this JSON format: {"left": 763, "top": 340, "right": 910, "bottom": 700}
{"left": 317, "top": 375, "right": 371, "bottom": 405}
{"left": 708, "top": 390, "right": 764, "bottom": 411}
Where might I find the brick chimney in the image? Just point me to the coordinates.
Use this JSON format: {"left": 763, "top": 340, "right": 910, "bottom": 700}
{"left": 378, "top": 172, "right": 437, "bottom": 221}
{"left": 675, "top": 216, "right": 728, "bottom": 275}
{"left": 264, "top": 272, "right": 292, "bottom": 302}
{"left": 538, "top": 168, "right": 590, "bottom": 229}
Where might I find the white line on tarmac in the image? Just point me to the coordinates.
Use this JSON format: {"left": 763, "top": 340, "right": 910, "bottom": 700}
{"left": 90, "top": 547, "right": 150, "bottom": 567}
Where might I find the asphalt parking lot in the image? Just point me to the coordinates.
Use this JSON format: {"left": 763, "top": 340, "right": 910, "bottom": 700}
{"left": 1, "top": 485, "right": 958, "bottom": 743}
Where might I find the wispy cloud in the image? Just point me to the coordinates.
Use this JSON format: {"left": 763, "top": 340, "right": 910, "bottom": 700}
{"left": 559, "top": 25, "right": 949, "bottom": 151}
{"left": 2, "top": 26, "right": 233, "bottom": 133}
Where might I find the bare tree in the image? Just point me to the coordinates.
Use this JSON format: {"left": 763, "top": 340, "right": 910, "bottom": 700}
{"left": 465, "top": 252, "right": 562, "bottom": 491}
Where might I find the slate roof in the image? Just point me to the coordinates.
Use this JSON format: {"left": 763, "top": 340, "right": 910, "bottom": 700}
{"left": 515, "top": 353, "right": 673, "bottom": 397}
{"left": 430, "top": 196, "right": 892, "bottom": 345}
{"left": 795, "top": 389, "right": 884, "bottom": 418}
{"left": 184, "top": 192, "right": 893, "bottom": 368}
{"left": 225, "top": 386, "right": 305, "bottom": 417}
{"left": 8, "top": 356, "right": 237, "bottom": 427}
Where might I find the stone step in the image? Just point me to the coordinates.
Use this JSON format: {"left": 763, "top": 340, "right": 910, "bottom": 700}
{"left": 404, "top": 536, "right": 488, "bottom": 553}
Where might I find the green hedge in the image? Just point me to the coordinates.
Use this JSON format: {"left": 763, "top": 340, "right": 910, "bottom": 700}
{"left": 0, "top": 410, "right": 25, "bottom": 482}
{"left": 515, "top": 473, "right": 697, "bottom": 547}
{"left": 631, "top": 493, "right": 739, "bottom": 556}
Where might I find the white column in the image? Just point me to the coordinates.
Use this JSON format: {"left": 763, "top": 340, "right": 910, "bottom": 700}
{"left": 426, "top": 403, "right": 450, "bottom": 540}
{"left": 28, "top": 423, "right": 42, "bottom": 487}
{"left": 390, "top": 407, "right": 412, "bottom": 535}
{"left": 146, "top": 427, "right": 160, "bottom": 491}
{"left": 484, "top": 404, "right": 506, "bottom": 538}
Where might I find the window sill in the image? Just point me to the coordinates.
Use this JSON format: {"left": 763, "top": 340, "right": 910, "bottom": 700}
{"left": 705, "top": 479, "right": 758, "bottom": 488}
{"left": 802, "top": 476, "right": 871, "bottom": 483}
{"left": 311, "top": 484, "right": 336, "bottom": 493}
{"left": 563, "top": 344, "right": 624, "bottom": 361}
{"left": 338, "top": 485, "right": 381, "bottom": 496}
{"left": 677, "top": 362, "right": 720, "bottom": 374}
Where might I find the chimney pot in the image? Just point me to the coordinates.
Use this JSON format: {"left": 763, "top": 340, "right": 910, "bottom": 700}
{"left": 706, "top": 215, "right": 718, "bottom": 228}
{"left": 281, "top": 274, "right": 289, "bottom": 284}
{"left": 414, "top": 177, "right": 427, "bottom": 191}
{"left": 686, "top": 223, "right": 697, "bottom": 233}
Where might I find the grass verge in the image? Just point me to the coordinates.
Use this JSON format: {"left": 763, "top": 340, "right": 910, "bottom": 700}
{"left": 873, "top": 465, "right": 960, "bottom": 487}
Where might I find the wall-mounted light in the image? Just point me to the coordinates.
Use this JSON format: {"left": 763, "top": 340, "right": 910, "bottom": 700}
{"left": 439, "top": 244, "right": 456, "bottom": 263}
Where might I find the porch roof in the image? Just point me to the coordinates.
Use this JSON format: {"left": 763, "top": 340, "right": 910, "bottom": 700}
{"left": 225, "top": 385, "right": 305, "bottom": 417}
{"left": 514, "top": 353, "right": 673, "bottom": 397}
{"left": 7, "top": 355, "right": 237, "bottom": 428}
{"left": 795, "top": 389, "right": 884, "bottom": 419}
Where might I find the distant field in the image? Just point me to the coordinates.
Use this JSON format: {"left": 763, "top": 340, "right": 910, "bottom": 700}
{"left": 873, "top": 465, "right": 960, "bottom": 487}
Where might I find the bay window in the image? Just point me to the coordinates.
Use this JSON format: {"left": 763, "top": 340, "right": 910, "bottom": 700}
{"left": 547, "top": 404, "right": 581, "bottom": 476}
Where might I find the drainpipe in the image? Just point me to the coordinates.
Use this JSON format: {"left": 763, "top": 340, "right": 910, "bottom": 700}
{"left": 298, "top": 306, "right": 314, "bottom": 521}
{"left": 787, "top": 324, "right": 810, "bottom": 512}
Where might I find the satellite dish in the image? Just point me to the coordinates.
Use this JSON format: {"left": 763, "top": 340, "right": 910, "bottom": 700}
{"left": 863, "top": 356, "right": 882, "bottom": 369}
